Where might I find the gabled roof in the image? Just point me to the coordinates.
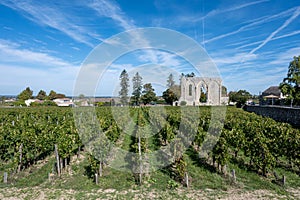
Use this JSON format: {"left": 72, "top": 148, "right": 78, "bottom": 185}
{"left": 262, "top": 86, "right": 281, "bottom": 96}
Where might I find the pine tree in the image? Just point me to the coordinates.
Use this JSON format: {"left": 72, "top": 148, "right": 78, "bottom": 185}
{"left": 132, "top": 72, "right": 143, "bottom": 106}
{"left": 119, "top": 69, "right": 130, "bottom": 105}
{"left": 141, "top": 83, "right": 157, "bottom": 105}
{"left": 162, "top": 73, "right": 180, "bottom": 105}
{"left": 17, "top": 87, "right": 33, "bottom": 101}
{"left": 36, "top": 90, "right": 47, "bottom": 100}
{"left": 167, "top": 73, "right": 175, "bottom": 88}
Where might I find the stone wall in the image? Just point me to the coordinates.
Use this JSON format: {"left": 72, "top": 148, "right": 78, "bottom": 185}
{"left": 244, "top": 105, "right": 300, "bottom": 126}
{"left": 179, "top": 76, "right": 223, "bottom": 106}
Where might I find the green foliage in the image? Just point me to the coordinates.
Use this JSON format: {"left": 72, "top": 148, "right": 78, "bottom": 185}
{"left": 167, "top": 73, "right": 175, "bottom": 88}
{"left": 13, "top": 100, "right": 26, "bottom": 106}
{"left": 47, "top": 90, "right": 65, "bottom": 100}
{"left": 162, "top": 88, "right": 180, "bottom": 105}
{"left": 279, "top": 55, "right": 300, "bottom": 105}
{"left": 212, "top": 136, "right": 229, "bottom": 167}
{"left": 167, "top": 179, "right": 179, "bottom": 189}
{"left": 119, "top": 69, "right": 130, "bottom": 105}
{"left": 229, "top": 89, "right": 252, "bottom": 107}
{"left": 131, "top": 72, "right": 143, "bottom": 105}
{"left": 0, "top": 107, "right": 80, "bottom": 172}
{"left": 200, "top": 90, "right": 207, "bottom": 103}
{"left": 162, "top": 88, "right": 177, "bottom": 105}
{"left": 42, "top": 100, "right": 57, "bottom": 106}
{"left": 17, "top": 87, "right": 33, "bottom": 101}
{"left": 163, "top": 73, "right": 180, "bottom": 105}
{"left": 222, "top": 86, "right": 227, "bottom": 97}
{"left": 1, "top": 106, "right": 299, "bottom": 190}
{"left": 182, "top": 72, "right": 195, "bottom": 77}
{"left": 170, "top": 156, "right": 187, "bottom": 184}
{"left": 31, "top": 100, "right": 57, "bottom": 107}
{"left": 36, "top": 90, "right": 47, "bottom": 100}
{"left": 141, "top": 83, "right": 157, "bottom": 105}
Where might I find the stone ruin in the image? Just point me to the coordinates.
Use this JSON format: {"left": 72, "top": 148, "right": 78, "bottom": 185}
{"left": 178, "top": 76, "right": 228, "bottom": 106}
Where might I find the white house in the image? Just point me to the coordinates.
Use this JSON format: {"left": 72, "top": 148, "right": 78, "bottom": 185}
{"left": 53, "top": 98, "right": 74, "bottom": 107}
{"left": 25, "top": 99, "right": 40, "bottom": 106}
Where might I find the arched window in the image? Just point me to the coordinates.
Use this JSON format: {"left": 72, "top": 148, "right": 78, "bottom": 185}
{"left": 200, "top": 84, "right": 207, "bottom": 103}
{"left": 189, "top": 84, "right": 192, "bottom": 96}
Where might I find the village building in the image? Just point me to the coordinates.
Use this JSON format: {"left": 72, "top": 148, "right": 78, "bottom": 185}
{"left": 53, "top": 98, "right": 74, "bottom": 107}
{"left": 260, "top": 86, "right": 285, "bottom": 105}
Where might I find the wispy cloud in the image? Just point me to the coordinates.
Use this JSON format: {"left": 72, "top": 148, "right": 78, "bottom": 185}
{"left": 0, "top": 39, "right": 76, "bottom": 68}
{"left": 0, "top": 39, "right": 79, "bottom": 95}
{"left": 1, "top": 0, "right": 96, "bottom": 47}
{"left": 170, "top": 0, "right": 269, "bottom": 26}
{"left": 88, "top": 0, "right": 161, "bottom": 63}
{"left": 235, "top": 30, "right": 300, "bottom": 50}
{"left": 204, "top": 6, "right": 297, "bottom": 45}
{"left": 270, "top": 47, "right": 300, "bottom": 65}
{"left": 212, "top": 52, "right": 257, "bottom": 65}
{"left": 204, "top": 0, "right": 270, "bottom": 19}
{"left": 250, "top": 6, "right": 300, "bottom": 54}
{"left": 88, "top": 0, "right": 135, "bottom": 30}
{"left": 0, "top": 63, "right": 78, "bottom": 95}
{"left": 273, "top": 30, "right": 300, "bottom": 40}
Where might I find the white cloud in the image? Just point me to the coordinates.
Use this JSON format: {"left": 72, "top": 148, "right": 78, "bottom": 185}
{"left": 88, "top": 0, "right": 135, "bottom": 30}
{"left": 273, "top": 30, "right": 300, "bottom": 40}
{"left": 166, "top": 0, "right": 270, "bottom": 26}
{"left": 0, "top": 63, "right": 79, "bottom": 95}
{"left": 1, "top": 0, "right": 96, "bottom": 47}
{"left": 212, "top": 52, "right": 257, "bottom": 65}
{"left": 250, "top": 7, "right": 300, "bottom": 54}
{"left": 0, "top": 39, "right": 80, "bottom": 95}
{"left": 270, "top": 47, "right": 300, "bottom": 65}
{"left": 0, "top": 39, "right": 74, "bottom": 68}
{"left": 223, "top": 66, "right": 285, "bottom": 94}
{"left": 204, "top": 6, "right": 297, "bottom": 45}
{"left": 204, "top": 0, "right": 270, "bottom": 19}
{"left": 88, "top": 0, "right": 160, "bottom": 63}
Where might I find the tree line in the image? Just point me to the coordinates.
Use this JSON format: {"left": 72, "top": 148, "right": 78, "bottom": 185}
{"left": 119, "top": 70, "right": 180, "bottom": 106}
{"left": 17, "top": 87, "right": 66, "bottom": 101}
{"left": 5, "top": 87, "right": 67, "bottom": 106}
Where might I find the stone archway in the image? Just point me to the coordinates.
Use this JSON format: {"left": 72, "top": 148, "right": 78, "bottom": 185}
{"left": 179, "top": 76, "right": 223, "bottom": 106}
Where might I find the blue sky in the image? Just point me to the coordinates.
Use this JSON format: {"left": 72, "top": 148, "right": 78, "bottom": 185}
{"left": 1, "top": 0, "right": 300, "bottom": 96}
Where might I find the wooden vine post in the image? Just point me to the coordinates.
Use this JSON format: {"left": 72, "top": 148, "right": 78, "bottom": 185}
{"left": 138, "top": 134, "right": 143, "bottom": 185}
{"left": 55, "top": 144, "right": 61, "bottom": 177}
{"left": 17, "top": 143, "right": 23, "bottom": 173}
{"left": 99, "top": 162, "right": 103, "bottom": 177}
{"left": 95, "top": 173, "right": 99, "bottom": 185}
{"left": 3, "top": 172, "right": 7, "bottom": 184}
{"left": 231, "top": 169, "right": 236, "bottom": 183}
{"left": 185, "top": 172, "right": 189, "bottom": 188}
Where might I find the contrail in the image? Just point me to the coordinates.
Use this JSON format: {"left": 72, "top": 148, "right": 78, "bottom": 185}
{"left": 250, "top": 6, "right": 300, "bottom": 54}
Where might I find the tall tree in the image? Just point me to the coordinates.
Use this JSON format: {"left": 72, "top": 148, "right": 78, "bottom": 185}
{"left": 163, "top": 74, "right": 180, "bottom": 105}
{"left": 17, "top": 87, "right": 33, "bottom": 101}
{"left": 48, "top": 90, "right": 57, "bottom": 100}
{"left": 229, "top": 90, "right": 251, "bottom": 107}
{"left": 55, "top": 93, "right": 66, "bottom": 99}
{"left": 222, "top": 86, "right": 228, "bottom": 97}
{"left": 36, "top": 90, "right": 47, "bottom": 100}
{"left": 167, "top": 73, "right": 175, "bottom": 88}
{"left": 141, "top": 83, "right": 157, "bottom": 105}
{"left": 162, "top": 89, "right": 177, "bottom": 105}
{"left": 132, "top": 72, "right": 143, "bottom": 105}
{"left": 279, "top": 55, "right": 300, "bottom": 105}
{"left": 119, "top": 69, "right": 130, "bottom": 105}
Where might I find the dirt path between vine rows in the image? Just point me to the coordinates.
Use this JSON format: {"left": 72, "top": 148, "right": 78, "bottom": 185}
{"left": 0, "top": 186, "right": 299, "bottom": 200}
